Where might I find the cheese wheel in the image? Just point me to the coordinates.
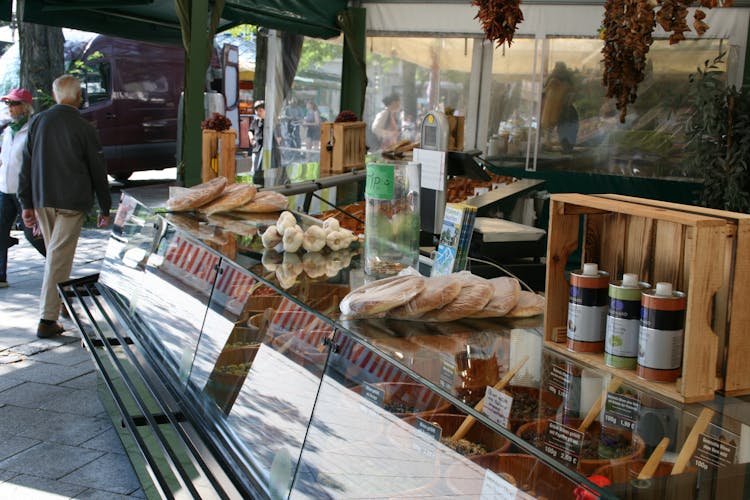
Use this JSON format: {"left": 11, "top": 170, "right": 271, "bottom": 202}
{"left": 166, "top": 176, "right": 227, "bottom": 212}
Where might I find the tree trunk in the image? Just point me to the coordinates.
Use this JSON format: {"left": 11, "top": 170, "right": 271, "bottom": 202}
{"left": 18, "top": 22, "right": 64, "bottom": 111}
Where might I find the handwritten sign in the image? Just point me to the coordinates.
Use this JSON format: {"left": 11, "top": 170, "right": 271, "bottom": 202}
{"left": 365, "top": 163, "right": 394, "bottom": 199}
{"left": 603, "top": 392, "right": 640, "bottom": 432}
{"left": 483, "top": 386, "right": 513, "bottom": 429}
{"left": 544, "top": 420, "right": 584, "bottom": 467}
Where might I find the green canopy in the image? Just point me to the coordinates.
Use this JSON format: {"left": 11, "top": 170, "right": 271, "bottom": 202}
{"left": 6, "top": 0, "right": 346, "bottom": 44}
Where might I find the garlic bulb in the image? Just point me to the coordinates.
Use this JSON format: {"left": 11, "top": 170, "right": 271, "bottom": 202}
{"left": 276, "top": 211, "right": 297, "bottom": 234}
{"left": 282, "top": 225, "right": 304, "bottom": 253}
{"left": 322, "top": 217, "right": 340, "bottom": 235}
{"left": 261, "top": 225, "right": 282, "bottom": 249}
{"left": 302, "top": 225, "right": 327, "bottom": 252}
{"left": 326, "top": 230, "right": 349, "bottom": 251}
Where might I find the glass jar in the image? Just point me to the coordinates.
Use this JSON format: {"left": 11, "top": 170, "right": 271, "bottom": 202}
{"left": 364, "top": 161, "right": 421, "bottom": 277}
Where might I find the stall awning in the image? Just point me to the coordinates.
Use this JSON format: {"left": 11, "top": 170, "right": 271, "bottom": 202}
{"left": 6, "top": 0, "right": 347, "bottom": 45}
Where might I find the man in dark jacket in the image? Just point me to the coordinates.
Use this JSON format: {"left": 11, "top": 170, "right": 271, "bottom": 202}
{"left": 18, "top": 74, "right": 111, "bottom": 338}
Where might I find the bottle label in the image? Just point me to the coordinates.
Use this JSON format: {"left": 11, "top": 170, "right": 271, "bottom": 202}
{"left": 366, "top": 163, "right": 395, "bottom": 200}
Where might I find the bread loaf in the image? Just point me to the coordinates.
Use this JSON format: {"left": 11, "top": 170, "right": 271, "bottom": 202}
{"left": 389, "top": 274, "right": 463, "bottom": 320}
{"left": 340, "top": 275, "right": 425, "bottom": 318}
{"left": 505, "top": 291, "right": 545, "bottom": 318}
{"left": 469, "top": 277, "right": 521, "bottom": 318}
{"left": 234, "top": 190, "right": 289, "bottom": 213}
{"left": 420, "top": 272, "right": 494, "bottom": 322}
{"left": 166, "top": 177, "right": 227, "bottom": 212}
{"left": 200, "top": 182, "right": 257, "bottom": 215}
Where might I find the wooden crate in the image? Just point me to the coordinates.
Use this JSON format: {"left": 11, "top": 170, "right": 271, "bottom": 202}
{"left": 595, "top": 194, "right": 750, "bottom": 396}
{"left": 544, "top": 193, "right": 728, "bottom": 403}
{"left": 201, "top": 129, "right": 237, "bottom": 183}
{"left": 320, "top": 121, "right": 366, "bottom": 173}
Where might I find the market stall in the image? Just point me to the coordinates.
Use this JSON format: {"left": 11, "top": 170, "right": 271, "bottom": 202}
{"left": 61, "top": 186, "right": 750, "bottom": 499}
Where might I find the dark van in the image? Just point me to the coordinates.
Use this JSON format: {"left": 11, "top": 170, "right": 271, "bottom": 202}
{"left": 76, "top": 36, "right": 185, "bottom": 181}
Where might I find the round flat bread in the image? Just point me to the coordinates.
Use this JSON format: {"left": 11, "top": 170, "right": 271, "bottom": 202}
{"left": 166, "top": 176, "right": 227, "bottom": 212}
{"left": 469, "top": 277, "right": 521, "bottom": 318}
{"left": 420, "top": 274, "right": 494, "bottom": 322}
{"left": 389, "top": 274, "right": 464, "bottom": 320}
{"left": 340, "top": 275, "right": 426, "bottom": 318}
{"left": 505, "top": 291, "right": 545, "bottom": 318}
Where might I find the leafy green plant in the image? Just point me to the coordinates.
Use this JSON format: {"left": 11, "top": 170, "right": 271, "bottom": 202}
{"left": 686, "top": 53, "right": 750, "bottom": 212}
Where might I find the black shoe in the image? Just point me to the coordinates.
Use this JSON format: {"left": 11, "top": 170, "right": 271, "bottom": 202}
{"left": 37, "top": 321, "right": 64, "bottom": 338}
{"left": 7, "top": 236, "right": 18, "bottom": 248}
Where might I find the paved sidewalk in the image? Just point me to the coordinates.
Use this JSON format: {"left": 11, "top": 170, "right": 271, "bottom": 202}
{"left": 0, "top": 227, "right": 144, "bottom": 499}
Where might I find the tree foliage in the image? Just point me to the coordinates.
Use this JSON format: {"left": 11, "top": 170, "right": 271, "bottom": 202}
{"left": 686, "top": 53, "right": 750, "bottom": 213}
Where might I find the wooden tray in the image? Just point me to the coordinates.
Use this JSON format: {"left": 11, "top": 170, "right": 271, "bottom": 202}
{"left": 544, "top": 193, "right": 727, "bottom": 403}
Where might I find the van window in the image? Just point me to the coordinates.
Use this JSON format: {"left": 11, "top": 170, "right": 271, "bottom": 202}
{"left": 84, "top": 62, "right": 111, "bottom": 106}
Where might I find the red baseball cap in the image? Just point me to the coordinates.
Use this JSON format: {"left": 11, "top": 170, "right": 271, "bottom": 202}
{"left": 1, "top": 88, "right": 33, "bottom": 104}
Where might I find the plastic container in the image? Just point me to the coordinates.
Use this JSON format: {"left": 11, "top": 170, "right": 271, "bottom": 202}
{"left": 364, "top": 161, "right": 421, "bottom": 277}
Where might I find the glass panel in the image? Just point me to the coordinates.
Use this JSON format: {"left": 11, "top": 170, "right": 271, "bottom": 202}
{"left": 488, "top": 36, "right": 732, "bottom": 180}
{"left": 291, "top": 329, "right": 585, "bottom": 498}
{"left": 126, "top": 221, "right": 218, "bottom": 381}
{"left": 365, "top": 36, "right": 475, "bottom": 151}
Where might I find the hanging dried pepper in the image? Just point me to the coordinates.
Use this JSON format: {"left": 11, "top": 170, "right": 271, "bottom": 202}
{"left": 602, "top": 0, "right": 732, "bottom": 122}
{"left": 471, "top": 0, "right": 524, "bottom": 48}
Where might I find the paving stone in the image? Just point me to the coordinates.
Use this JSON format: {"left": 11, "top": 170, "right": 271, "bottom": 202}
{"left": 19, "top": 411, "right": 113, "bottom": 447}
{"left": 74, "top": 488, "right": 143, "bottom": 500}
{"left": 0, "top": 381, "right": 76, "bottom": 409}
{"left": 0, "top": 472, "right": 88, "bottom": 498}
{"left": 0, "top": 406, "right": 49, "bottom": 435}
{"left": 40, "top": 387, "right": 106, "bottom": 417}
{"left": 0, "top": 441, "right": 103, "bottom": 480}
{"left": 80, "top": 427, "right": 128, "bottom": 455}
{"left": 0, "top": 357, "right": 92, "bottom": 385}
{"left": 31, "top": 343, "right": 91, "bottom": 366}
{"left": 0, "top": 433, "right": 40, "bottom": 461}
{"left": 60, "top": 452, "right": 141, "bottom": 495}
{"left": 61, "top": 371, "right": 99, "bottom": 390}
{"left": 0, "top": 469, "right": 20, "bottom": 482}
{"left": 0, "top": 374, "right": 24, "bottom": 393}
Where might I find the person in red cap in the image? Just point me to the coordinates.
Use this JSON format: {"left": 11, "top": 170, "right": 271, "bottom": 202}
{"left": 18, "top": 75, "right": 111, "bottom": 338}
{"left": 0, "top": 88, "right": 46, "bottom": 288}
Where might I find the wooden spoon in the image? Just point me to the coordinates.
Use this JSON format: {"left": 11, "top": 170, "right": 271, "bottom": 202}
{"left": 451, "top": 354, "right": 529, "bottom": 441}
{"left": 671, "top": 407, "right": 714, "bottom": 475}
{"left": 578, "top": 376, "right": 623, "bottom": 432}
{"left": 638, "top": 437, "right": 670, "bottom": 480}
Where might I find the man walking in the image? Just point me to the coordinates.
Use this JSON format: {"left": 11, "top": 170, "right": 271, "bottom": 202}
{"left": 18, "top": 74, "right": 111, "bottom": 338}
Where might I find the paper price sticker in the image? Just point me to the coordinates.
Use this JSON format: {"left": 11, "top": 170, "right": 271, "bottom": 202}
{"left": 365, "top": 163, "right": 395, "bottom": 199}
{"left": 483, "top": 386, "right": 513, "bottom": 429}
{"left": 480, "top": 468, "right": 519, "bottom": 499}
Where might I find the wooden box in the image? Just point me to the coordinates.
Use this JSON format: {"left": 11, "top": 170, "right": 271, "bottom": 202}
{"left": 544, "top": 193, "right": 730, "bottom": 403}
{"left": 201, "top": 129, "right": 237, "bottom": 183}
{"left": 596, "top": 194, "right": 750, "bottom": 396}
{"left": 320, "top": 121, "right": 366, "bottom": 173}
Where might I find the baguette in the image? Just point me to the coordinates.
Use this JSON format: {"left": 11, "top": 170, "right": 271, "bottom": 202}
{"left": 166, "top": 177, "right": 227, "bottom": 212}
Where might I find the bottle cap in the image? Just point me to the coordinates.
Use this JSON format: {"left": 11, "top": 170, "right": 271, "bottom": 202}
{"left": 582, "top": 263, "right": 599, "bottom": 276}
{"left": 655, "top": 282, "right": 673, "bottom": 296}
{"left": 622, "top": 273, "right": 638, "bottom": 287}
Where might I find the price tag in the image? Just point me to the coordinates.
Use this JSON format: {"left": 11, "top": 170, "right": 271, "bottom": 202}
{"left": 603, "top": 392, "right": 639, "bottom": 432}
{"left": 480, "top": 468, "right": 519, "bottom": 499}
{"left": 483, "top": 386, "right": 513, "bottom": 429}
{"left": 414, "top": 416, "right": 442, "bottom": 441}
{"left": 362, "top": 382, "right": 385, "bottom": 407}
{"left": 365, "top": 163, "right": 394, "bottom": 200}
{"left": 693, "top": 434, "right": 737, "bottom": 471}
{"left": 544, "top": 420, "right": 584, "bottom": 467}
{"left": 439, "top": 357, "right": 456, "bottom": 391}
{"left": 547, "top": 365, "right": 569, "bottom": 398}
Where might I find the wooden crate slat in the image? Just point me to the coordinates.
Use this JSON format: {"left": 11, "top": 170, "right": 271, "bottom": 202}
{"left": 544, "top": 198, "right": 581, "bottom": 343}
{"left": 652, "top": 220, "right": 685, "bottom": 290}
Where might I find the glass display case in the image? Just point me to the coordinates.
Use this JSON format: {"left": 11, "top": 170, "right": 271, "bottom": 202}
{"left": 88, "top": 188, "right": 750, "bottom": 499}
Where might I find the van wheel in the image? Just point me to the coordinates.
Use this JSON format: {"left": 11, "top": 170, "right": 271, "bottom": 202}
{"left": 113, "top": 173, "right": 132, "bottom": 182}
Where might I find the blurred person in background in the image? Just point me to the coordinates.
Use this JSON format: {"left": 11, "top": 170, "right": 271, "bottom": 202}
{"left": 371, "top": 93, "right": 402, "bottom": 150}
{"left": 0, "top": 88, "right": 46, "bottom": 288}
